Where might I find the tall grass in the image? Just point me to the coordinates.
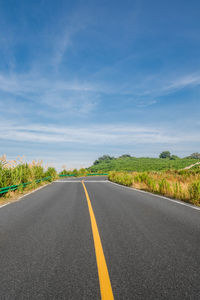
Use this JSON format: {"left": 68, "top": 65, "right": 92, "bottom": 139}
{"left": 0, "top": 155, "right": 57, "bottom": 192}
{"left": 108, "top": 169, "right": 200, "bottom": 206}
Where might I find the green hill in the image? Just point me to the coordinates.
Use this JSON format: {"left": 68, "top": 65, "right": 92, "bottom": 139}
{"left": 88, "top": 156, "right": 199, "bottom": 172}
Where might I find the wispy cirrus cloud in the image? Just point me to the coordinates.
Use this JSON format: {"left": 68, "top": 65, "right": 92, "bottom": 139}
{"left": 1, "top": 121, "right": 199, "bottom": 146}
{"left": 0, "top": 72, "right": 96, "bottom": 95}
{"left": 50, "top": 4, "right": 94, "bottom": 68}
{"left": 162, "top": 73, "right": 200, "bottom": 92}
{"left": 0, "top": 68, "right": 199, "bottom": 122}
{"left": 94, "top": 69, "right": 200, "bottom": 99}
{"left": 0, "top": 71, "right": 99, "bottom": 118}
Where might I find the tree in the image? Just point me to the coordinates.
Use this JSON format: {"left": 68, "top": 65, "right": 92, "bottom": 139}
{"left": 93, "top": 155, "right": 114, "bottom": 165}
{"left": 44, "top": 167, "right": 57, "bottom": 181}
{"left": 59, "top": 169, "right": 70, "bottom": 175}
{"left": 98, "top": 155, "right": 114, "bottom": 162}
{"left": 189, "top": 152, "right": 200, "bottom": 159}
{"left": 119, "top": 154, "right": 131, "bottom": 158}
{"left": 170, "top": 155, "right": 179, "bottom": 160}
{"left": 159, "top": 151, "right": 171, "bottom": 159}
{"left": 72, "top": 169, "right": 78, "bottom": 176}
{"left": 79, "top": 168, "right": 87, "bottom": 176}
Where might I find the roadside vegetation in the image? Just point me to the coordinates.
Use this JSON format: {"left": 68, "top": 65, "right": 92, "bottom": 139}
{"left": 59, "top": 168, "right": 106, "bottom": 177}
{"left": 0, "top": 155, "right": 105, "bottom": 203}
{"left": 0, "top": 155, "right": 57, "bottom": 202}
{"left": 59, "top": 168, "right": 88, "bottom": 177}
{"left": 108, "top": 167, "right": 200, "bottom": 206}
{"left": 88, "top": 151, "right": 200, "bottom": 206}
{"left": 1, "top": 151, "right": 200, "bottom": 206}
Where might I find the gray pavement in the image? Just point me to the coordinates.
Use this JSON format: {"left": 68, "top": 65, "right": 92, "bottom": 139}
{"left": 0, "top": 176, "right": 200, "bottom": 299}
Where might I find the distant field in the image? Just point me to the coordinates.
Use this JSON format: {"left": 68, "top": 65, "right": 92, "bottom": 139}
{"left": 88, "top": 157, "right": 200, "bottom": 172}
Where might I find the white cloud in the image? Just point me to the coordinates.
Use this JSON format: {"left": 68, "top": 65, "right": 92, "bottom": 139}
{"left": 161, "top": 73, "right": 200, "bottom": 93}
{"left": 0, "top": 72, "right": 98, "bottom": 116}
{"left": 119, "top": 72, "right": 200, "bottom": 98}
{"left": 50, "top": 5, "right": 93, "bottom": 68}
{"left": 1, "top": 121, "right": 199, "bottom": 146}
{"left": 1, "top": 66, "right": 199, "bottom": 119}
{"left": 0, "top": 72, "right": 96, "bottom": 95}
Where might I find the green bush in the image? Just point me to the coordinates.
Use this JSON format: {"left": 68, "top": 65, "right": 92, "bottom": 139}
{"left": 44, "top": 167, "right": 57, "bottom": 181}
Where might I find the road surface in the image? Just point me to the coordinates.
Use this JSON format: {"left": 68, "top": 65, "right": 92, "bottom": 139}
{"left": 0, "top": 176, "right": 200, "bottom": 299}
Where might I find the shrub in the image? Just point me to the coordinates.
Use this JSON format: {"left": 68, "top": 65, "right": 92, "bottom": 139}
{"left": 78, "top": 168, "right": 87, "bottom": 176}
{"left": 72, "top": 169, "right": 78, "bottom": 177}
{"left": 59, "top": 169, "right": 70, "bottom": 175}
{"left": 44, "top": 167, "right": 57, "bottom": 181}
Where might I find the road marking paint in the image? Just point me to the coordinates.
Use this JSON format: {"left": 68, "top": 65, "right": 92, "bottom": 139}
{"left": 82, "top": 180, "right": 108, "bottom": 183}
{"left": 55, "top": 180, "right": 108, "bottom": 183}
{"left": 55, "top": 180, "right": 83, "bottom": 182}
{"left": 108, "top": 181, "right": 200, "bottom": 211}
{"left": 82, "top": 180, "right": 114, "bottom": 300}
{"left": 0, "top": 183, "right": 51, "bottom": 209}
{"left": 0, "top": 202, "right": 10, "bottom": 209}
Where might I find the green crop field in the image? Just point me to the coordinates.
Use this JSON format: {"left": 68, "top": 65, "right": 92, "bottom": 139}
{"left": 88, "top": 157, "right": 200, "bottom": 172}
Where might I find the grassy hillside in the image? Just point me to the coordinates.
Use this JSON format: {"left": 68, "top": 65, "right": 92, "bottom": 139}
{"left": 88, "top": 157, "right": 200, "bottom": 172}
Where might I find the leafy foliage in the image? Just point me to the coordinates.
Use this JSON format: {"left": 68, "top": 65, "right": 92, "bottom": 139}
{"left": 44, "top": 167, "right": 57, "bottom": 181}
{"left": 59, "top": 168, "right": 90, "bottom": 177}
{"left": 119, "top": 154, "right": 132, "bottom": 158}
{"left": 187, "top": 152, "right": 200, "bottom": 159}
{"left": 159, "top": 151, "right": 171, "bottom": 159}
{"left": 170, "top": 155, "right": 180, "bottom": 160}
{"left": 93, "top": 155, "right": 115, "bottom": 165}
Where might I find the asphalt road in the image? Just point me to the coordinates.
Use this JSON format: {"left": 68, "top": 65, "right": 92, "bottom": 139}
{"left": 0, "top": 176, "right": 200, "bottom": 299}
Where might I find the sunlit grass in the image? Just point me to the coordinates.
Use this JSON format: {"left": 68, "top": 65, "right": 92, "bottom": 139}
{"left": 0, "top": 155, "right": 57, "bottom": 191}
{"left": 108, "top": 168, "right": 200, "bottom": 206}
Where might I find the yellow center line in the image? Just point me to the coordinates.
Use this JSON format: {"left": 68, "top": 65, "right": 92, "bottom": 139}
{"left": 82, "top": 180, "right": 114, "bottom": 300}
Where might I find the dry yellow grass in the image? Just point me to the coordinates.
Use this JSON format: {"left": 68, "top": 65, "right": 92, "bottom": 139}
{"left": 109, "top": 170, "right": 200, "bottom": 206}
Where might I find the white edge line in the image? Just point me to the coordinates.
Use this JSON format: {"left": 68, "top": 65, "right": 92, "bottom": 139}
{"left": 56, "top": 180, "right": 108, "bottom": 182}
{"left": 0, "top": 202, "right": 10, "bottom": 208}
{"left": 0, "top": 183, "right": 52, "bottom": 209}
{"left": 55, "top": 180, "right": 82, "bottom": 182}
{"left": 108, "top": 180, "right": 200, "bottom": 211}
{"left": 84, "top": 180, "right": 108, "bottom": 182}
{"left": 0, "top": 179, "right": 108, "bottom": 208}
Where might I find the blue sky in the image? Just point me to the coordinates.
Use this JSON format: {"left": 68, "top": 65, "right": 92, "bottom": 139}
{"left": 0, "top": 0, "right": 200, "bottom": 169}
